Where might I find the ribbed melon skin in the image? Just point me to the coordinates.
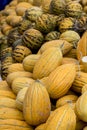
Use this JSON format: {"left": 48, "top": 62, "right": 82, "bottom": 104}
{"left": 23, "top": 54, "right": 41, "bottom": 72}
{"left": 33, "top": 47, "right": 63, "bottom": 79}
{"left": 72, "top": 72, "right": 87, "bottom": 93}
{"left": 0, "top": 119, "right": 33, "bottom": 130}
{"left": 0, "top": 107, "right": 24, "bottom": 120}
{"left": 45, "top": 105, "right": 76, "bottom": 130}
{"left": 46, "top": 64, "right": 76, "bottom": 99}
{"left": 12, "top": 77, "right": 34, "bottom": 94}
{"left": 56, "top": 95, "right": 78, "bottom": 108}
{"left": 6, "top": 71, "right": 33, "bottom": 86}
{"left": 37, "top": 40, "right": 73, "bottom": 55}
{"left": 23, "top": 80, "right": 51, "bottom": 126}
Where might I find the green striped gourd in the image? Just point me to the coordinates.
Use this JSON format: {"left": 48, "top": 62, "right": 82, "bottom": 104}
{"left": 60, "top": 30, "right": 80, "bottom": 47}
{"left": 59, "top": 17, "right": 76, "bottom": 33}
{"left": 45, "top": 31, "right": 60, "bottom": 41}
{"left": 7, "top": 28, "right": 21, "bottom": 46}
{"left": 35, "top": 14, "right": 56, "bottom": 34}
{"left": 18, "top": 19, "right": 32, "bottom": 35}
{"left": 50, "top": 0, "right": 66, "bottom": 15}
{"left": 12, "top": 45, "right": 32, "bottom": 63}
{"left": 25, "top": 7, "right": 43, "bottom": 22}
{"left": 65, "top": 1, "right": 83, "bottom": 18}
{"left": 22, "top": 28, "right": 44, "bottom": 52}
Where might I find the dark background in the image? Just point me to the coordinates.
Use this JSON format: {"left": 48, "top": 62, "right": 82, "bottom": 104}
{"left": 0, "top": 0, "right": 12, "bottom": 10}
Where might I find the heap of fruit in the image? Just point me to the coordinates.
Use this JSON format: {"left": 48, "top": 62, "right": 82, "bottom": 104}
{"left": 0, "top": 0, "right": 87, "bottom": 129}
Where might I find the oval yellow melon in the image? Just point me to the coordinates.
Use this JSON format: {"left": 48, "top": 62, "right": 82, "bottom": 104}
{"left": 33, "top": 47, "right": 63, "bottom": 79}
{"left": 56, "top": 94, "right": 78, "bottom": 108}
{"left": 37, "top": 40, "right": 73, "bottom": 55}
{"left": 23, "top": 80, "right": 51, "bottom": 126}
{"left": 6, "top": 71, "right": 33, "bottom": 86}
{"left": 46, "top": 64, "right": 76, "bottom": 99}
{"left": 45, "top": 104, "right": 76, "bottom": 130}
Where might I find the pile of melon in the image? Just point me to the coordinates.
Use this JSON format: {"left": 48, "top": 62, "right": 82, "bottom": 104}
{"left": 0, "top": 0, "right": 87, "bottom": 129}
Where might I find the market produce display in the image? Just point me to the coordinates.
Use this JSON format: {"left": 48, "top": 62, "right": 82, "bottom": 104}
{"left": 0, "top": 0, "right": 87, "bottom": 129}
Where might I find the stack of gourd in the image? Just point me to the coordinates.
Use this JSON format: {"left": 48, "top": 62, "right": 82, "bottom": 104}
{"left": 0, "top": 0, "right": 87, "bottom": 129}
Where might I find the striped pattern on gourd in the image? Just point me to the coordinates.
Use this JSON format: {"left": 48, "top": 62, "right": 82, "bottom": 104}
{"left": 12, "top": 45, "right": 32, "bottom": 63}
{"left": 23, "top": 54, "right": 41, "bottom": 72}
{"left": 65, "top": 1, "right": 83, "bottom": 17}
{"left": 45, "top": 31, "right": 60, "bottom": 41}
{"left": 50, "top": 0, "right": 66, "bottom": 15}
{"left": 25, "top": 7, "right": 43, "bottom": 22}
{"left": 18, "top": 19, "right": 32, "bottom": 34}
{"left": 22, "top": 28, "right": 44, "bottom": 52}
{"left": 7, "top": 28, "right": 21, "bottom": 46}
{"left": 35, "top": 14, "right": 56, "bottom": 34}
{"left": 33, "top": 47, "right": 63, "bottom": 79}
{"left": 1, "top": 62, "right": 13, "bottom": 80}
{"left": 59, "top": 17, "right": 76, "bottom": 33}
{"left": 46, "top": 64, "right": 76, "bottom": 99}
